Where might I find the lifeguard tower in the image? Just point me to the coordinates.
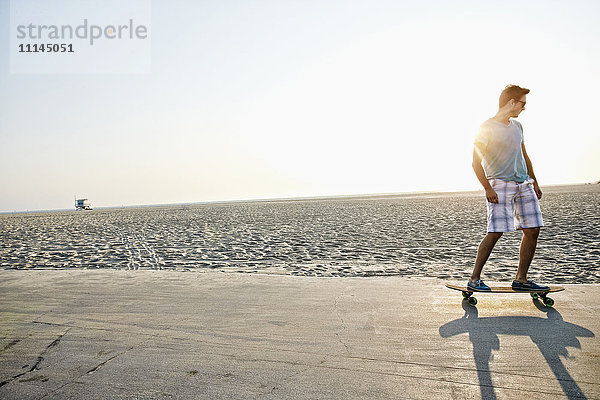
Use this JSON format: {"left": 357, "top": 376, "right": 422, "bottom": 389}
{"left": 75, "top": 197, "right": 92, "bottom": 210}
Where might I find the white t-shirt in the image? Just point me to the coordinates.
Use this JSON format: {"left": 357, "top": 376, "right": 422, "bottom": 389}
{"left": 474, "top": 119, "right": 528, "bottom": 182}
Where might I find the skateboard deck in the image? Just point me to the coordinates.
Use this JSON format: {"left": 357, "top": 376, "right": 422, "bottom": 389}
{"left": 446, "top": 283, "right": 565, "bottom": 306}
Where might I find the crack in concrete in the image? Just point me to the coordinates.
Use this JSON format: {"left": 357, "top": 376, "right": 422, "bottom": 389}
{"left": 33, "top": 320, "right": 114, "bottom": 332}
{"left": 0, "top": 329, "right": 70, "bottom": 388}
{"left": 36, "top": 346, "right": 135, "bottom": 400}
{"left": 0, "top": 339, "right": 21, "bottom": 353}
{"left": 333, "top": 295, "right": 350, "bottom": 355}
{"left": 86, "top": 346, "right": 134, "bottom": 375}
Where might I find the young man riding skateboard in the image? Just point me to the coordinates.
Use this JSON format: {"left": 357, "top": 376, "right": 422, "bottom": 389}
{"left": 469, "top": 84, "right": 549, "bottom": 292}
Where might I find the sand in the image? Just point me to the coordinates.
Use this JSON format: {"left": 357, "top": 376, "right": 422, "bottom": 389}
{"left": 1, "top": 185, "right": 599, "bottom": 398}
{"left": 1, "top": 184, "right": 599, "bottom": 283}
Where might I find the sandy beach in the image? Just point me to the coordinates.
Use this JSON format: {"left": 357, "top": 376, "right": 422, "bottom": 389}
{"left": 1, "top": 184, "right": 599, "bottom": 283}
{"left": 0, "top": 270, "right": 598, "bottom": 399}
{"left": 1, "top": 185, "right": 599, "bottom": 398}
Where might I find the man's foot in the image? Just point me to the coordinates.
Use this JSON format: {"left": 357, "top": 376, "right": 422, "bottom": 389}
{"left": 467, "top": 279, "right": 491, "bottom": 291}
{"left": 512, "top": 280, "right": 550, "bottom": 291}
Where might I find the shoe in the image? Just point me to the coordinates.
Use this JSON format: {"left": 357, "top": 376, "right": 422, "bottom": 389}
{"left": 467, "top": 279, "right": 491, "bottom": 291}
{"left": 512, "top": 280, "right": 550, "bottom": 291}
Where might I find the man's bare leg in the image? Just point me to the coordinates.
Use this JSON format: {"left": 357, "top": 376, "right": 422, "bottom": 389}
{"left": 471, "top": 232, "right": 503, "bottom": 281}
{"left": 515, "top": 227, "right": 540, "bottom": 282}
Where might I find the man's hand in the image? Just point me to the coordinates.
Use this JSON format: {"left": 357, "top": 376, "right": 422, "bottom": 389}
{"left": 485, "top": 187, "right": 498, "bottom": 203}
{"left": 533, "top": 182, "right": 542, "bottom": 199}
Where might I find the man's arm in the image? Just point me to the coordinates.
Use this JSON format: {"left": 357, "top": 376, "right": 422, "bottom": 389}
{"left": 522, "top": 143, "right": 542, "bottom": 199}
{"left": 472, "top": 145, "right": 498, "bottom": 203}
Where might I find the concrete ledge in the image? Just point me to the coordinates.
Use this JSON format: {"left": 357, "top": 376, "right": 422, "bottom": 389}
{"left": 1, "top": 270, "right": 598, "bottom": 399}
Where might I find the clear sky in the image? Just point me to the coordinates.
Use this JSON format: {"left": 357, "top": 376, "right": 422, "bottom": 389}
{"left": 1, "top": 0, "right": 599, "bottom": 212}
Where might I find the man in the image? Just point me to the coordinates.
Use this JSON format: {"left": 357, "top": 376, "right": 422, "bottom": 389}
{"left": 468, "top": 84, "right": 549, "bottom": 291}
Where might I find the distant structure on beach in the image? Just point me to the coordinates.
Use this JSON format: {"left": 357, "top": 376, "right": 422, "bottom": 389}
{"left": 75, "top": 197, "right": 92, "bottom": 210}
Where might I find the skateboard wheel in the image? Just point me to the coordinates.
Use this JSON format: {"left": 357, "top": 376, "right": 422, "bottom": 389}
{"left": 462, "top": 291, "right": 471, "bottom": 299}
{"left": 543, "top": 297, "right": 554, "bottom": 307}
{"left": 468, "top": 297, "right": 477, "bottom": 306}
{"left": 531, "top": 292, "right": 539, "bottom": 300}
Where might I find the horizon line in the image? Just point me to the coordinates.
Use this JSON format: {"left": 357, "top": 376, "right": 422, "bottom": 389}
{"left": 1, "top": 181, "right": 597, "bottom": 215}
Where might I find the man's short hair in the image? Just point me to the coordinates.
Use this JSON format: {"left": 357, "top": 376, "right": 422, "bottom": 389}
{"left": 499, "top": 84, "right": 530, "bottom": 108}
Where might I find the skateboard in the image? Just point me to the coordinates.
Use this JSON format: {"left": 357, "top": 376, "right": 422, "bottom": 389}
{"left": 445, "top": 283, "right": 565, "bottom": 307}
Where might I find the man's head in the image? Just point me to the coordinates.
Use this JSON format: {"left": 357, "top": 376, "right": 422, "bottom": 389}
{"left": 499, "top": 84, "right": 529, "bottom": 117}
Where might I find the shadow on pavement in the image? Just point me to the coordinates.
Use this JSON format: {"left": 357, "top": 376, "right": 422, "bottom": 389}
{"left": 439, "top": 300, "right": 595, "bottom": 400}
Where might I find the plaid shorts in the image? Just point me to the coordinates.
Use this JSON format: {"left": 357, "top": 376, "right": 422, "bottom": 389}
{"left": 487, "top": 178, "right": 544, "bottom": 232}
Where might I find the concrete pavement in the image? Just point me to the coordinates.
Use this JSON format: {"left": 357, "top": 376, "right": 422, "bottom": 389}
{"left": 0, "top": 270, "right": 598, "bottom": 399}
